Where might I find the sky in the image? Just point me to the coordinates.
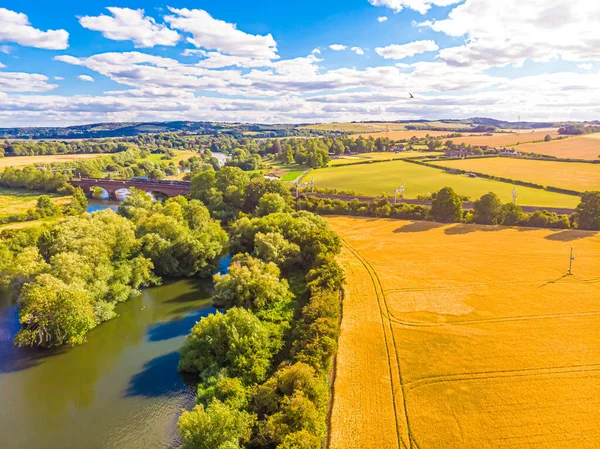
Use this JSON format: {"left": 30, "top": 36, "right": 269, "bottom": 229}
{"left": 1, "top": 0, "right": 600, "bottom": 126}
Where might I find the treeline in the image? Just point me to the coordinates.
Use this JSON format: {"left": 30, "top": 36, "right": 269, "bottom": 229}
{"left": 0, "top": 194, "right": 228, "bottom": 347}
{"left": 0, "top": 140, "right": 131, "bottom": 157}
{"left": 0, "top": 147, "right": 218, "bottom": 195}
{"left": 169, "top": 166, "right": 344, "bottom": 448}
{"left": 558, "top": 124, "right": 600, "bottom": 135}
{"left": 300, "top": 189, "right": 600, "bottom": 231}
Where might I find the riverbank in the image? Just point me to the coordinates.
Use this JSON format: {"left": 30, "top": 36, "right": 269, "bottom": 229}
{"left": 0, "top": 279, "right": 214, "bottom": 449}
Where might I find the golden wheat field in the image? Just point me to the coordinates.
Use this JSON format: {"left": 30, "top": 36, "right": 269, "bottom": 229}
{"left": 0, "top": 154, "right": 105, "bottom": 169}
{"left": 327, "top": 216, "right": 600, "bottom": 449}
{"left": 515, "top": 137, "right": 600, "bottom": 161}
{"left": 435, "top": 157, "right": 600, "bottom": 192}
{"left": 445, "top": 130, "right": 560, "bottom": 147}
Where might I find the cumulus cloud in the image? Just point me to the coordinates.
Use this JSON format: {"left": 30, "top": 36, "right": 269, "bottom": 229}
{"left": 375, "top": 40, "right": 438, "bottom": 59}
{"left": 0, "top": 45, "right": 12, "bottom": 54}
{"left": 377, "top": 16, "right": 388, "bottom": 22}
{"left": 78, "top": 75, "right": 95, "bottom": 82}
{"left": 79, "top": 7, "right": 180, "bottom": 48}
{"left": 578, "top": 63, "right": 593, "bottom": 70}
{"left": 352, "top": 47, "right": 365, "bottom": 55}
{"left": 0, "top": 8, "right": 68, "bottom": 50}
{"left": 0, "top": 71, "right": 58, "bottom": 92}
{"left": 367, "top": 0, "right": 461, "bottom": 14}
{"left": 0, "top": 62, "right": 5, "bottom": 68}
{"left": 165, "top": 8, "right": 278, "bottom": 59}
{"left": 312, "top": 48, "right": 321, "bottom": 54}
{"left": 54, "top": 76, "right": 64, "bottom": 80}
{"left": 329, "top": 44, "right": 347, "bottom": 51}
{"left": 420, "top": 0, "right": 600, "bottom": 67}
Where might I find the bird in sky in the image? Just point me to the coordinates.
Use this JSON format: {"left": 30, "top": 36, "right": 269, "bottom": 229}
{"left": 409, "top": 93, "right": 415, "bottom": 99}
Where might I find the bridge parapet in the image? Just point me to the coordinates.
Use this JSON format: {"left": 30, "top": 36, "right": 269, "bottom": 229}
{"left": 70, "top": 178, "right": 191, "bottom": 199}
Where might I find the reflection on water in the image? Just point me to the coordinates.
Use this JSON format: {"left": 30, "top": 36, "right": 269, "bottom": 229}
{"left": 0, "top": 280, "right": 214, "bottom": 449}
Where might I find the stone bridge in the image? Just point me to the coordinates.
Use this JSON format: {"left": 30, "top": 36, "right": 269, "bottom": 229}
{"left": 70, "top": 178, "right": 191, "bottom": 199}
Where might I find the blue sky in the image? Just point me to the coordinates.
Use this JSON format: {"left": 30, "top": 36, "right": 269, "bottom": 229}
{"left": 1, "top": 0, "right": 599, "bottom": 126}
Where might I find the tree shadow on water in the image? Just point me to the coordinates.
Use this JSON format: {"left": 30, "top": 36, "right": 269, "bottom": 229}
{"left": 124, "top": 351, "right": 184, "bottom": 398}
{"left": 545, "top": 230, "right": 598, "bottom": 242}
{"left": 393, "top": 221, "right": 444, "bottom": 233}
{"left": 146, "top": 307, "right": 216, "bottom": 343}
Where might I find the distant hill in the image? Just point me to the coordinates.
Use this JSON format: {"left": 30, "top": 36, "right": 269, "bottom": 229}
{"left": 1, "top": 118, "right": 596, "bottom": 140}
{"left": 0, "top": 121, "right": 299, "bottom": 140}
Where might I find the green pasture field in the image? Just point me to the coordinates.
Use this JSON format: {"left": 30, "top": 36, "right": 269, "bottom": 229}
{"left": 304, "top": 160, "right": 580, "bottom": 208}
{"left": 0, "top": 188, "right": 70, "bottom": 226}
{"left": 329, "top": 151, "right": 440, "bottom": 166}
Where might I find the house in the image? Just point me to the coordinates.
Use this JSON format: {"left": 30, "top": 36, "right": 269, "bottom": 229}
{"left": 500, "top": 149, "right": 520, "bottom": 156}
{"left": 392, "top": 146, "right": 408, "bottom": 153}
{"left": 445, "top": 150, "right": 469, "bottom": 158}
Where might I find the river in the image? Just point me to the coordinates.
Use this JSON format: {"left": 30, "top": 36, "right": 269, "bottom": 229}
{"left": 0, "top": 279, "right": 215, "bottom": 449}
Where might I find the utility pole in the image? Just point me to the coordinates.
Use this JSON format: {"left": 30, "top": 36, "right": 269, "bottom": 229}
{"left": 393, "top": 182, "right": 405, "bottom": 205}
{"left": 512, "top": 187, "right": 518, "bottom": 205}
{"left": 568, "top": 247, "right": 575, "bottom": 275}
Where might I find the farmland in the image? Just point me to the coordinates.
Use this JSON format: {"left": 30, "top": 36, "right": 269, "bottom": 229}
{"left": 138, "top": 149, "right": 199, "bottom": 164}
{"left": 306, "top": 160, "right": 580, "bottom": 207}
{"left": 299, "top": 121, "right": 470, "bottom": 134}
{"left": 445, "top": 130, "right": 560, "bottom": 147}
{"left": 435, "top": 157, "right": 600, "bottom": 192}
{"left": 327, "top": 216, "right": 600, "bottom": 449}
{"left": 329, "top": 151, "right": 439, "bottom": 166}
{"left": 515, "top": 136, "right": 600, "bottom": 160}
{"left": 356, "top": 130, "right": 455, "bottom": 140}
{"left": 0, "top": 188, "right": 70, "bottom": 223}
{"left": 0, "top": 153, "right": 106, "bottom": 169}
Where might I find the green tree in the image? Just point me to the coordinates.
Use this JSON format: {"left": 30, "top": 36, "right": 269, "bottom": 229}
{"left": 212, "top": 254, "right": 294, "bottom": 323}
{"left": 178, "top": 400, "right": 255, "bottom": 449}
{"left": 501, "top": 202, "right": 525, "bottom": 226}
{"left": 15, "top": 274, "right": 96, "bottom": 347}
{"left": 430, "top": 187, "right": 463, "bottom": 223}
{"left": 544, "top": 135, "right": 552, "bottom": 142}
{"left": 179, "top": 307, "right": 282, "bottom": 384}
{"left": 67, "top": 187, "right": 89, "bottom": 215}
{"left": 473, "top": 192, "right": 503, "bottom": 225}
{"left": 257, "top": 193, "right": 289, "bottom": 216}
{"left": 254, "top": 232, "right": 300, "bottom": 269}
{"left": 575, "top": 191, "right": 600, "bottom": 230}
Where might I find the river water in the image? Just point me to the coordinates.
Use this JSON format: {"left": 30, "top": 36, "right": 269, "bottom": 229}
{"left": 0, "top": 280, "right": 215, "bottom": 449}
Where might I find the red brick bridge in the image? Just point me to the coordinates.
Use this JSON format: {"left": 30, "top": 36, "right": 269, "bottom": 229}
{"left": 70, "top": 178, "right": 191, "bottom": 199}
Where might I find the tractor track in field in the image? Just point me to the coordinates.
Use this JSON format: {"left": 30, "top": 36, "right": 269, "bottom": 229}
{"left": 388, "top": 310, "right": 600, "bottom": 328}
{"left": 342, "top": 238, "right": 417, "bottom": 449}
{"left": 405, "top": 363, "right": 600, "bottom": 392}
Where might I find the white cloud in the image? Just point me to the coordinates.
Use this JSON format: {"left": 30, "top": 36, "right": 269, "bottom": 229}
{"left": 0, "top": 45, "right": 12, "bottom": 54}
{"left": 352, "top": 47, "right": 365, "bottom": 55}
{"left": 165, "top": 8, "right": 278, "bottom": 59}
{"left": 0, "top": 62, "right": 5, "bottom": 68}
{"left": 0, "top": 8, "right": 68, "bottom": 50}
{"left": 0, "top": 71, "right": 58, "bottom": 92}
{"left": 375, "top": 40, "right": 438, "bottom": 59}
{"left": 312, "top": 48, "right": 321, "bottom": 55}
{"left": 368, "top": 0, "right": 461, "bottom": 14}
{"left": 78, "top": 75, "right": 95, "bottom": 82}
{"left": 54, "top": 76, "right": 64, "bottom": 80}
{"left": 79, "top": 7, "right": 180, "bottom": 48}
{"left": 578, "top": 63, "right": 593, "bottom": 70}
{"left": 420, "top": 0, "right": 600, "bottom": 67}
{"left": 377, "top": 16, "right": 388, "bottom": 22}
{"left": 329, "top": 44, "right": 347, "bottom": 51}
